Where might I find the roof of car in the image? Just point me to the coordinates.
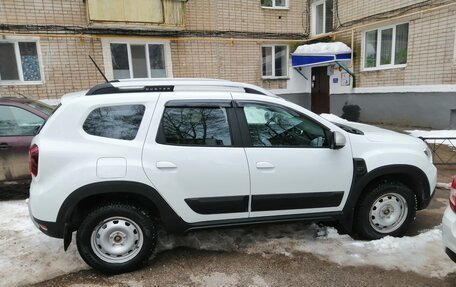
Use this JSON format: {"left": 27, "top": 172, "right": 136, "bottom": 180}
{"left": 0, "top": 96, "right": 37, "bottom": 104}
{"left": 85, "top": 78, "right": 278, "bottom": 98}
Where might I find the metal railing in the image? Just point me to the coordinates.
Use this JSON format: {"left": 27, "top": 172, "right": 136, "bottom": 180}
{"left": 419, "top": 137, "right": 456, "bottom": 165}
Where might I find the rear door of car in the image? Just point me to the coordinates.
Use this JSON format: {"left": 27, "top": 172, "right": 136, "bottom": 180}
{"left": 142, "top": 92, "right": 251, "bottom": 223}
{"left": 0, "top": 104, "right": 46, "bottom": 182}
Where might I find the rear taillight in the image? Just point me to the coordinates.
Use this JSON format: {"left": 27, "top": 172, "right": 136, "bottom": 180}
{"left": 450, "top": 177, "right": 456, "bottom": 212}
{"left": 29, "top": 144, "right": 39, "bottom": 177}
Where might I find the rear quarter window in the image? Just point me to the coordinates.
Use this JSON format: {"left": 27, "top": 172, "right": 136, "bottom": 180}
{"left": 83, "top": 105, "right": 145, "bottom": 140}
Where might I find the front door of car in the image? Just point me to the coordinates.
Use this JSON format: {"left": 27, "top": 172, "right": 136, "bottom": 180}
{"left": 142, "top": 92, "right": 250, "bottom": 223}
{"left": 232, "top": 94, "right": 353, "bottom": 218}
{"left": 0, "top": 105, "right": 45, "bottom": 183}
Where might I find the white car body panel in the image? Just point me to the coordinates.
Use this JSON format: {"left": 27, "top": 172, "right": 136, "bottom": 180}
{"left": 28, "top": 79, "right": 437, "bottom": 230}
{"left": 141, "top": 92, "right": 250, "bottom": 223}
{"left": 443, "top": 206, "right": 456, "bottom": 256}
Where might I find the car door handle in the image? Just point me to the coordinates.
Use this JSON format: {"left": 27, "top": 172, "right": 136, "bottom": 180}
{"left": 156, "top": 161, "right": 177, "bottom": 169}
{"left": 0, "top": 143, "right": 11, "bottom": 150}
{"left": 256, "top": 162, "right": 275, "bottom": 169}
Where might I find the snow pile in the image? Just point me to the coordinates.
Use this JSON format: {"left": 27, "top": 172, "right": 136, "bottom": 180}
{"left": 0, "top": 201, "right": 87, "bottom": 287}
{"left": 159, "top": 223, "right": 455, "bottom": 278}
{"left": 293, "top": 42, "right": 351, "bottom": 55}
{"left": 407, "top": 130, "right": 456, "bottom": 148}
{"left": 2, "top": 200, "right": 455, "bottom": 286}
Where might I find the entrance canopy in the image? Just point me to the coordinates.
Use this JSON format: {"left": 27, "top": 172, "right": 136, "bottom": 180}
{"left": 291, "top": 42, "right": 351, "bottom": 68}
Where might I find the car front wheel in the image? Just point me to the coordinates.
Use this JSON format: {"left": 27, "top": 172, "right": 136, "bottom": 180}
{"left": 76, "top": 203, "right": 157, "bottom": 274}
{"left": 354, "top": 182, "right": 416, "bottom": 240}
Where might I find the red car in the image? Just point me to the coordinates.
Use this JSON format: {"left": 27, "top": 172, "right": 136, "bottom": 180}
{"left": 0, "top": 96, "right": 53, "bottom": 186}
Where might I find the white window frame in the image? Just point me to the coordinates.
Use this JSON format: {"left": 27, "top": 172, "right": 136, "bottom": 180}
{"left": 102, "top": 38, "right": 173, "bottom": 80}
{"left": 311, "top": 0, "right": 326, "bottom": 36}
{"left": 261, "top": 0, "right": 289, "bottom": 9}
{"left": 453, "top": 30, "right": 456, "bottom": 65}
{"left": 261, "top": 45, "right": 289, "bottom": 79}
{"left": 0, "top": 37, "right": 44, "bottom": 85}
{"left": 361, "top": 23, "right": 408, "bottom": 71}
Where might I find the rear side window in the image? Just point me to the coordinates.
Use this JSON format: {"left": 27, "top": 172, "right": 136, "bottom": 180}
{"left": 158, "top": 106, "right": 232, "bottom": 146}
{"left": 83, "top": 105, "right": 145, "bottom": 140}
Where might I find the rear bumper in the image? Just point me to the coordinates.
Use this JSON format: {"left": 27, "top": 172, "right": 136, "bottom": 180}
{"left": 28, "top": 199, "right": 63, "bottom": 238}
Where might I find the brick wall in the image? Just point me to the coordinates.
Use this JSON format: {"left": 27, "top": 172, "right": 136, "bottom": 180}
{"left": 0, "top": 0, "right": 87, "bottom": 26}
{"left": 185, "top": 0, "right": 308, "bottom": 34}
{"left": 336, "top": 0, "right": 429, "bottom": 25}
{"left": 334, "top": 5, "right": 456, "bottom": 88}
{"left": 171, "top": 39, "right": 288, "bottom": 89}
{"left": 0, "top": 36, "right": 104, "bottom": 100}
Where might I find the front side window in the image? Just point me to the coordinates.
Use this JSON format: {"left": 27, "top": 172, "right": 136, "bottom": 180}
{"left": 262, "top": 45, "right": 288, "bottom": 78}
{"left": 243, "top": 104, "right": 327, "bottom": 147}
{"left": 312, "top": 0, "right": 333, "bottom": 35}
{"left": 0, "top": 41, "right": 42, "bottom": 83}
{"left": 83, "top": 105, "right": 145, "bottom": 140}
{"left": 159, "top": 106, "right": 232, "bottom": 146}
{"left": 261, "top": 0, "right": 287, "bottom": 8}
{"left": 110, "top": 43, "right": 167, "bottom": 79}
{"left": 363, "top": 23, "right": 409, "bottom": 70}
{"left": 0, "top": 106, "right": 44, "bottom": 136}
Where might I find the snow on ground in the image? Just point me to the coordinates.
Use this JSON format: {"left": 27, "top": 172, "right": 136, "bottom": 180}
{"left": 2, "top": 200, "right": 455, "bottom": 286}
{"left": 0, "top": 201, "right": 87, "bottom": 287}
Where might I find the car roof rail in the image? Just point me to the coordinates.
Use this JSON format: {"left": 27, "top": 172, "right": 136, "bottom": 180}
{"left": 85, "top": 78, "right": 278, "bottom": 97}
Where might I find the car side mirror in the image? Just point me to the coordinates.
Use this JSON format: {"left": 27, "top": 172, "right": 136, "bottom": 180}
{"left": 332, "top": 131, "right": 346, "bottom": 149}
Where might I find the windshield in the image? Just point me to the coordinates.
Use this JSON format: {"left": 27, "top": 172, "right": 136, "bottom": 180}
{"left": 27, "top": 101, "right": 55, "bottom": 116}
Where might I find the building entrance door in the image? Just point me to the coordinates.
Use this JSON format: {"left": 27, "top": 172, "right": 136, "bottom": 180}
{"left": 311, "top": 66, "right": 330, "bottom": 114}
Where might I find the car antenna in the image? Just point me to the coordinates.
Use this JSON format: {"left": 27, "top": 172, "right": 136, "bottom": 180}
{"left": 88, "top": 55, "right": 108, "bottom": 83}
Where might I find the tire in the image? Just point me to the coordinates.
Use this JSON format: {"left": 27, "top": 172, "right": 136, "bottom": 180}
{"left": 354, "top": 182, "right": 416, "bottom": 240}
{"left": 76, "top": 203, "right": 157, "bottom": 274}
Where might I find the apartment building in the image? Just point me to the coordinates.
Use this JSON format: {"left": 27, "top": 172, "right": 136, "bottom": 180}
{"left": 294, "top": 0, "right": 456, "bottom": 128}
{"left": 0, "top": 0, "right": 455, "bottom": 128}
{"left": 0, "top": 0, "right": 306, "bottom": 102}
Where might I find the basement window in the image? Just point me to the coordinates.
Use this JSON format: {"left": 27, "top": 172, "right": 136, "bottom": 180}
{"left": 0, "top": 40, "right": 42, "bottom": 84}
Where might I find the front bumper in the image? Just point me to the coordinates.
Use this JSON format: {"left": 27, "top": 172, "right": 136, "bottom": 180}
{"left": 442, "top": 206, "right": 456, "bottom": 263}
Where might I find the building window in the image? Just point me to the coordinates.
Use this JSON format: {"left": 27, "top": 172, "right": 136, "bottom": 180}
{"left": 311, "top": 0, "right": 333, "bottom": 35}
{"left": 261, "top": 0, "right": 287, "bottom": 8}
{"left": 110, "top": 42, "right": 168, "bottom": 79}
{"left": 363, "top": 23, "right": 409, "bottom": 70}
{"left": 0, "top": 40, "right": 42, "bottom": 84}
{"left": 262, "top": 45, "right": 289, "bottom": 79}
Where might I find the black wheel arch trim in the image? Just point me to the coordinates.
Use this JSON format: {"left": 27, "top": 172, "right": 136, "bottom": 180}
{"left": 340, "top": 161, "right": 432, "bottom": 232}
{"left": 56, "top": 181, "right": 189, "bottom": 237}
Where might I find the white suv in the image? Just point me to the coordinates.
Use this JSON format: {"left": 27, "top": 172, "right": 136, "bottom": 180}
{"left": 28, "top": 78, "right": 437, "bottom": 273}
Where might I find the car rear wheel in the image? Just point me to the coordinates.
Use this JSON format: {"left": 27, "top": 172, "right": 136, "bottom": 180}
{"left": 354, "top": 182, "right": 416, "bottom": 240}
{"left": 76, "top": 203, "right": 157, "bottom": 274}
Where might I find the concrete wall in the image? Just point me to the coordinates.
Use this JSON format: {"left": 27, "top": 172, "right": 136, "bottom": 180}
{"left": 280, "top": 93, "right": 311, "bottom": 109}
{"left": 330, "top": 92, "right": 456, "bottom": 129}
